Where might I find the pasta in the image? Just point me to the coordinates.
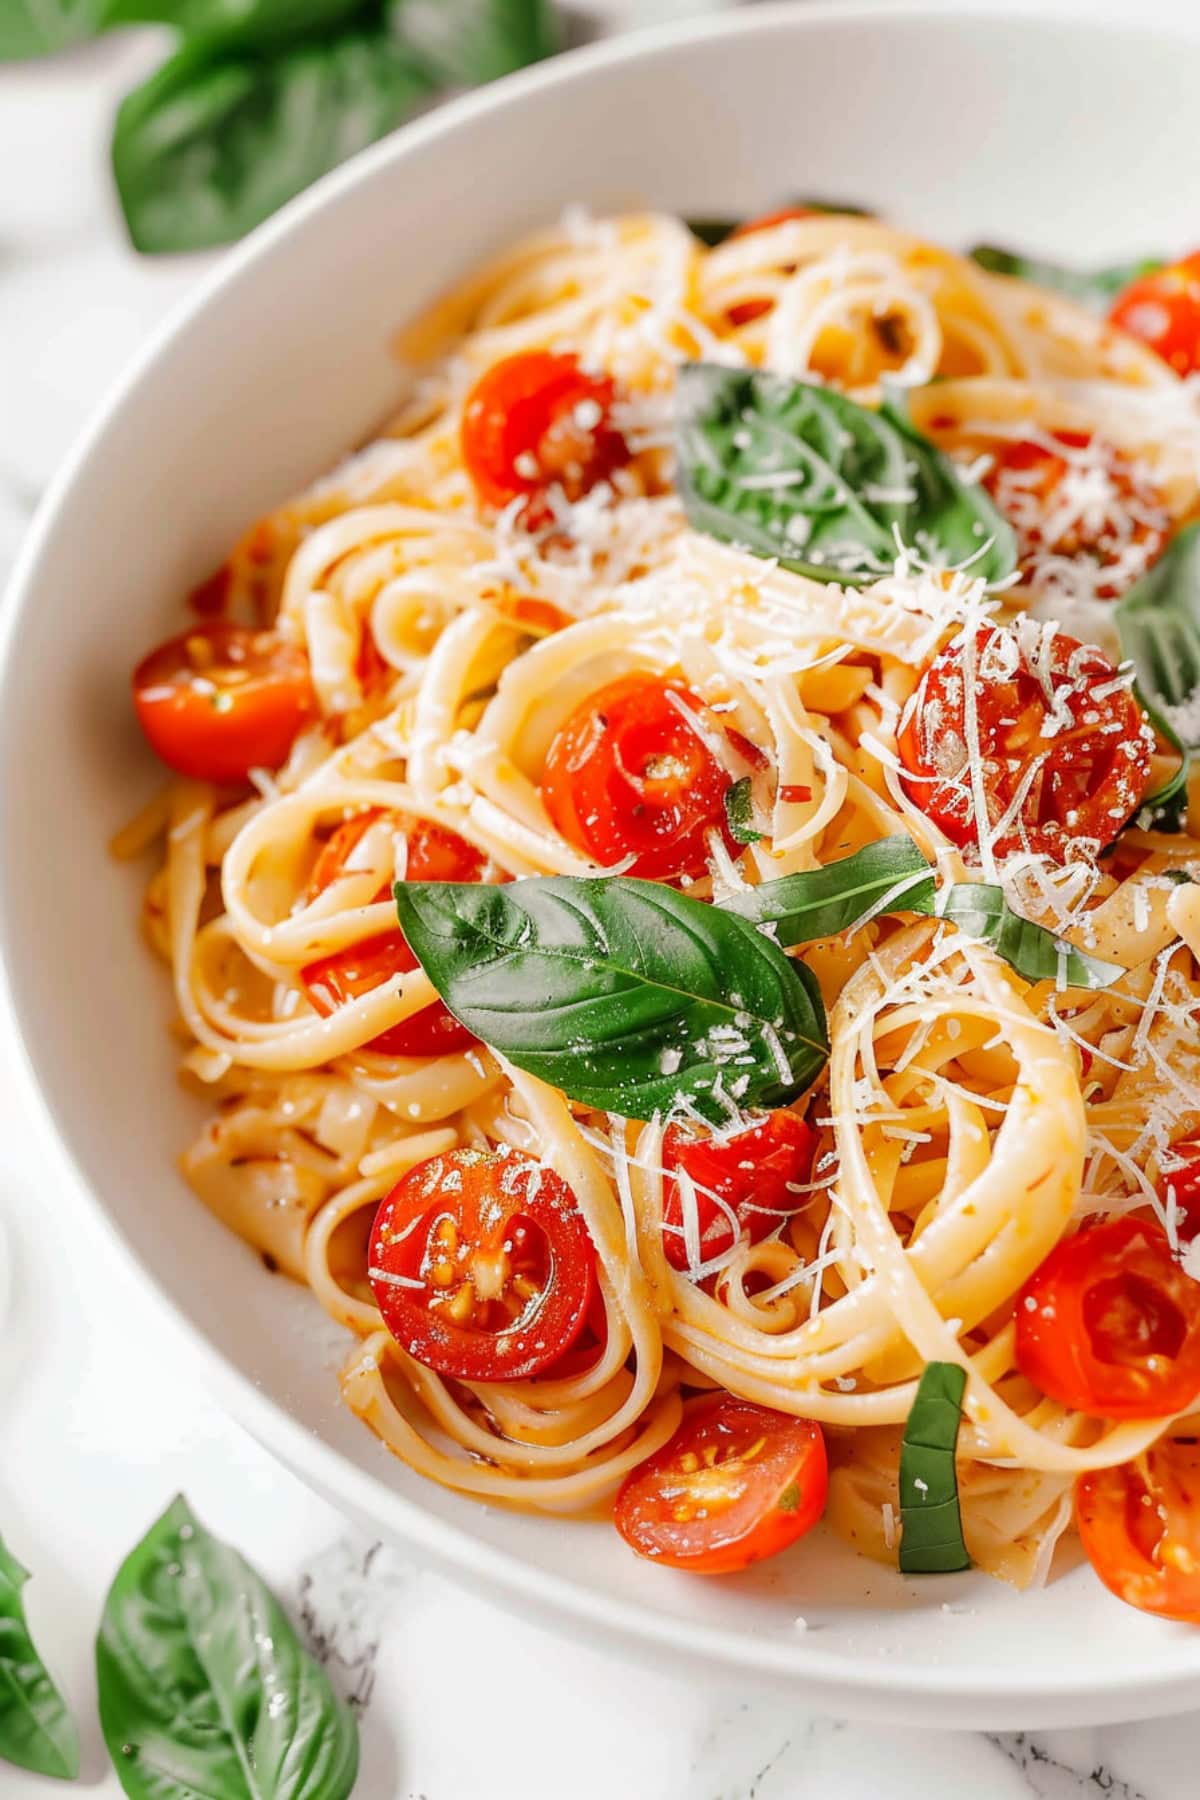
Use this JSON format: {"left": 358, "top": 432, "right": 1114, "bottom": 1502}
{"left": 119, "top": 207, "right": 1200, "bottom": 1610}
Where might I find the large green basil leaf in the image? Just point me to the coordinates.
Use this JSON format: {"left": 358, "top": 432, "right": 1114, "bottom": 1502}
{"left": 389, "top": 0, "right": 560, "bottom": 85}
{"left": 970, "top": 243, "right": 1160, "bottom": 312}
{"left": 725, "top": 839, "right": 1122, "bottom": 989}
{"left": 96, "top": 1496, "right": 358, "bottom": 1800}
{"left": 104, "top": 0, "right": 364, "bottom": 42}
{"left": 393, "top": 876, "right": 828, "bottom": 1123}
{"left": 0, "top": 1532, "right": 78, "bottom": 1781}
{"left": 674, "top": 363, "right": 1017, "bottom": 588}
{"left": 0, "top": 0, "right": 111, "bottom": 58}
{"left": 112, "top": 23, "right": 435, "bottom": 253}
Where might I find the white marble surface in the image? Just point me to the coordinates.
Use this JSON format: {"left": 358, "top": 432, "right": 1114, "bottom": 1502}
{"left": 5, "top": 9, "right": 1200, "bottom": 1796}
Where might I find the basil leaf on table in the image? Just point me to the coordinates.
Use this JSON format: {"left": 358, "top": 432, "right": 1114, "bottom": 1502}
{"left": 394, "top": 876, "right": 828, "bottom": 1124}
{"left": 0, "top": 0, "right": 111, "bottom": 59}
{"left": 0, "top": 1529, "right": 79, "bottom": 1781}
{"left": 112, "top": 23, "right": 436, "bottom": 253}
{"left": 674, "top": 363, "right": 1017, "bottom": 588}
{"left": 898, "top": 1361, "right": 971, "bottom": 1575}
{"left": 104, "top": 0, "right": 364, "bottom": 41}
{"left": 969, "top": 243, "right": 1160, "bottom": 311}
{"left": 725, "top": 838, "right": 1122, "bottom": 989}
{"left": 389, "top": 0, "right": 561, "bottom": 86}
{"left": 97, "top": 1495, "right": 358, "bottom": 1800}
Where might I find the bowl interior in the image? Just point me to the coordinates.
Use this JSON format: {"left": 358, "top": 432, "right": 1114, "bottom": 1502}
{"left": 5, "top": 2, "right": 1200, "bottom": 1726}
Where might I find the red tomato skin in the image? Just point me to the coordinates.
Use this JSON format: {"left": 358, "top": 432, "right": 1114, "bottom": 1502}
{"left": 730, "top": 206, "right": 817, "bottom": 239}
{"left": 541, "top": 672, "right": 734, "bottom": 880}
{"left": 897, "top": 625, "right": 1153, "bottom": 864}
{"left": 1015, "top": 1216, "right": 1200, "bottom": 1420}
{"left": 460, "top": 350, "right": 628, "bottom": 515}
{"left": 301, "top": 811, "right": 488, "bottom": 1058}
{"left": 368, "top": 1146, "right": 595, "bottom": 1382}
{"left": 661, "top": 1111, "right": 816, "bottom": 1272}
{"left": 1159, "top": 1137, "right": 1200, "bottom": 1242}
{"left": 981, "top": 430, "right": 1166, "bottom": 601}
{"left": 1109, "top": 252, "right": 1200, "bottom": 375}
{"left": 1077, "top": 1440, "right": 1200, "bottom": 1623}
{"left": 614, "top": 1395, "right": 828, "bottom": 1574}
{"left": 132, "top": 622, "right": 315, "bottom": 783}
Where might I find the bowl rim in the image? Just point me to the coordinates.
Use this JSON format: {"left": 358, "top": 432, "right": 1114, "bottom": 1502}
{"left": 5, "top": 0, "right": 1200, "bottom": 1725}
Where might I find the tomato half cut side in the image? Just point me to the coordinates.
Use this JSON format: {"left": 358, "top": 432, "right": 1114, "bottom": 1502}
{"left": 132, "top": 622, "right": 316, "bottom": 783}
{"left": 981, "top": 431, "right": 1166, "bottom": 600}
{"left": 1015, "top": 1216, "right": 1200, "bottom": 1420}
{"left": 541, "top": 672, "right": 734, "bottom": 879}
{"left": 460, "top": 350, "right": 629, "bottom": 519}
{"left": 1077, "top": 1440, "right": 1200, "bottom": 1622}
{"left": 301, "top": 810, "right": 488, "bottom": 1058}
{"left": 897, "top": 624, "right": 1153, "bottom": 864}
{"left": 614, "top": 1395, "right": 827, "bottom": 1573}
{"left": 369, "top": 1146, "right": 596, "bottom": 1381}
{"left": 661, "top": 1111, "right": 816, "bottom": 1272}
{"left": 1109, "top": 252, "right": 1200, "bottom": 375}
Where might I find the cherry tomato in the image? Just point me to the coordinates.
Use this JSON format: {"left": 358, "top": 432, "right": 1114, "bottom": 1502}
{"left": 1015, "top": 1216, "right": 1200, "bottom": 1420}
{"left": 1109, "top": 252, "right": 1200, "bottom": 375}
{"left": 897, "top": 624, "right": 1153, "bottom": 863}
{"left": 132, "top": 622, "right": 315, "bottom": 783}
{"left": 730, "top": 205, "right": 817, "bottom": 239}
{"left": 661, "top": 1112, "right": 816, "bottom": 1273}
{"left": 460, "top": 351, "right": 629, "bottom": 520}
{"left": 368, "top": 1146, "right": 595, "bottom": 1381}
{"left": 614, "top": 1395, "right": 827, "bottom": 1572}
{"left": 541, "top": 673, "right": 733, "bottom": 879}
{"left": 1076, "top": 1439, "right": 1200, "bottom": 1622}
{"left": 982, "top": 431, "right": 1167, "bottom": 600}
{"left": 1160, "top": 1138, "right": 1200, "bottom": 1243}
{"left": 301, "top": 810, "right": 488, "bottom": 1058}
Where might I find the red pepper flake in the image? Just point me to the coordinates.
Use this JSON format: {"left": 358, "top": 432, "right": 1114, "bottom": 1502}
{"left": 779, "top": 783, "right": 813, "bottom": 804}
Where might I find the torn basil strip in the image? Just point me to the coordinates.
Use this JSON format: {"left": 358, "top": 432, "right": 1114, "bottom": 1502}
{"left": 674, "top": 363, "right": 1017, "bottom": 588}
{"left": 898, "top": 1361, "right": 971, "bottom": 1575}
{"left": 969, "top": 243, "right": 1160, "bottom": 312}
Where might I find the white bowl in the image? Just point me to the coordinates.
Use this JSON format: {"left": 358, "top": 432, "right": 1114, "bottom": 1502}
{"left": 5, "top": 0, "right": 1200, "bottom": 1729}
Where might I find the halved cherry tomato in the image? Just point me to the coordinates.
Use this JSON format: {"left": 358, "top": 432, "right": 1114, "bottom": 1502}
{"left": 541, "top": 672, "right": 733, "bottom": 879}
{"left": 730, "top": 205, "right": 817, "bottom": 239}
{"left": 661, "top": 1111, "right": 816, "bottom": 1272}
{"left": 132, "top": 622, "right": 316, "bottom": 783}
{"left": 614, "top": 1395, "right": 827, "bottom": 1572}
{"left": 301, "top": 810, "right": 488, "bottom": 1058}
{"left": 982, "top": 431, "right": 1167, "bottom": 600}
{"left": 368, "top": 1146, "right": 595, "bottom": 1381}
{"left": 1160, "top": 1138, "right": 1200, "bottom": 1243}
{"left": 460, "top": 350, "right": 629, "bottom": 521}
{"left": 1109, "top": 252, "right": 1200, "bottom": 375}
{"left": 1077, "top": 1439, "right": 1200, "bottom": 1621}
{"left": 1015, "top": 1216, "right": 1200, "bottom": 1420}
{"left": 897, "top": 624, "right": 1153, "bottom": 863}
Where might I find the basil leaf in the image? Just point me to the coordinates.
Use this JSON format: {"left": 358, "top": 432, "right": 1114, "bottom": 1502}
{"left": 97, "top": 1495, "right": 358, "bottom": 1800}
{"left": 970, "top": 243, "right": 1160, "bottom": 311}
{"left": 675, "top": 363, "right": 1017, "bottom": 588}
{"left": 393, "top": 876, "right": 828, "bottom": 1124}
{"left": 899, "top": 1361, "right": 971, "bottom": 1575}
{"left": 933, "top": 885, "right": 1123, "bottom": 990}
{"left": 104, "top": 0, "right": 364, "bottom": 42}
{"left": 1117, "top": 521, "right": 1200, "bottom": 746}
{"left": 1132, "top": 686, "right": 1191, "bottom": 833}
{"left": 112, "top": 24, "right": 436, "bottom": 254}
{"left": 389, "top": 0, "right": 560, "bottom": 85}
{"left": 725, "top": 836, "right": 933, "bottom": 939}
{"left": 0, "top": 0, "right": 111, "bottom": 58}
{"left": 0, "top": 1532, "right": 79, "bottom": 1781}
{"left": 724, "top": 777, "right": 763, "bottom": 845}
{"left": 687, "top": 198, "right": 870, "bottom": 247}
{"left": 724, "top": 839, "right": 1122, "bottom": 989}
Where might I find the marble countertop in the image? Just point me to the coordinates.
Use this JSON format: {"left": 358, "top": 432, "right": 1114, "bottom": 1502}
{"left": 4, "top": 8, "right": 1200, "bottom": 1796}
